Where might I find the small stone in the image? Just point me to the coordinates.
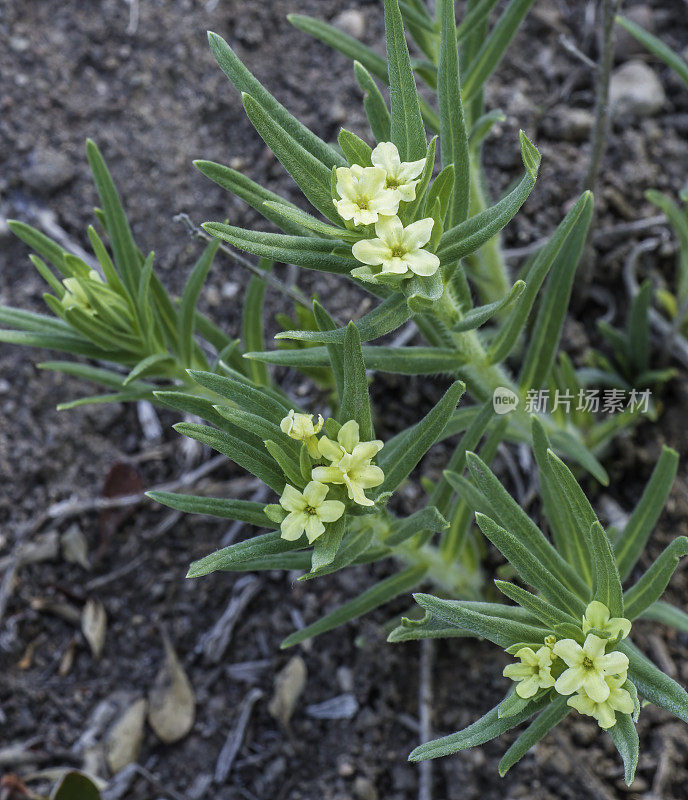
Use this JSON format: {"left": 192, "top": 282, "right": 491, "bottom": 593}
{"left": 221, "top": 281, "right": 240, "bottom": 299}
{"left": 614, "top": 6, "right": 655, "bottom": 62}
{"left": 610, "top": 60, "right": 666, "bottom": 118}
{"left": 0, "top": 378, "right": 11, "bottom": 394}
{"left": 337, "top": 665, "right": 354, "bottom": 692}
{"left": 354, "top": 776, "right": 378, "bottom": 800}
{"left": 24, "top": 148, "right": 75, "bottom": 194}
{"left": 333, "top": 9, "right": 365, "bottom": 39}
{"left": 560, "top": 108, "right": 594, "bottom": 142}
{"left": 10, "top": 36, "right": 30, "bottom": 53}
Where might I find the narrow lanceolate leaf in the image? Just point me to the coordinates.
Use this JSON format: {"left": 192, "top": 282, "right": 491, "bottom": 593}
{"left": 194, "top": 160, "right": 310, "bottom": 236}
{"left": 409, "top": 693, "right": 551, "bottom": 761}
{"left": 498, "top": 696, "right": 569, "bottom": 776}
{"left": 614, "top": 446, "right": 679, "bottom": 580}
{"left": 0, "top": 328, "right": 114, "bottom": 360}
{"left": 386, "top": 506, "right": 449, "bottom": 547}
{"left": 241, "top": 93, "right": 341, "bottom": 222}
{"left": 340, "top": 322, "right": 374, "bottom": 441}
{"left": 313, "top": 300, "right": 345, "bottom": 400}
{"left": 620, "top": 640, "right": 688, "bottom": 724}
{"left": 608, "top": 714, "right": 639, "bottom": 786}
{"left": 475, "top": 514, "right": 586, "bottom": 617}
{"left": 489, "top": 191, "right": 592, "bottom": 367}
{"left": 623, "top": 537, "right": 688, "bottom": 620}
{"left": 518, "top": 192, "right": 593, "bottom": 389}
{"left": 461, "top": 0, "right": 537, "bottom": 102}
{"left": 413, "top": 593, "right": 551, "bottom": 648}
{"left": 588, "top": 522, "right": 624, "bottom": 618}
{"left": 354, "top": 61, "right": 392, "bottom": 142}
{"left": 244, "top": 345, "right": 465, "bottom": 376}
{"left": 207, "top": 31, "right": 345, "bottom": 168}
{"left": 277, "top": 293, "right": 411, "bottom": 344}
{"left": 187, "top": 369, "right": 290, "bottom": 421}
{"left": 174, "top": 422, "right": 285, "bottom": 493}
{"left": 377, "top": 382, "right": 465, "bottom": 495}
{"left": 300, "top": 526, "right": 376, "bottom": 581}
{"left": 438, "top": 0, "right": 470, "bottom": 226}
{"left": 616, "top": 16, "right": 688, "bottom": 90}
{"left": 388, "top": 612, "right": 475, "bottom": 643}
{"left": 85, "top": 140, "right": 141, "bottom": 298}
{"left": 179, "top": 239, "right": 220, "bottom": 367}
{"left": 8, "top": 220, "right": 68, "bottom": 275}
{"left": 281, "top": 565, "right": 428, "bottom": 648}
{"left": 384, "top": 0, "right": 427, "bottom": 161}
{"left": 438, "top": 132, "right": 540, "bottom": 263}
{"left": 123, "top": 353, "right": 175, "bottom": 385}
{"left": 202, "top": 223, "right": 354, "bottom": 273}
{"left": 147, "top": 491, "right": 276, "bottom": 527}
{"left": 640, "top": 601, "right": 688, "bottom": 632}
{"left": 467, "top": 452, "right": 591, "bottom": 600}
{"left": 494, "top": 581, "right": 576, "bottom": 628}
{"left": 310, "top": 517, "right": 346, "bottom": 573}
{"left": 187, "top": 530, "right": 305, "bottom": 578}
{"left": 243, "top": 270, "right": 270, "bottom": 386}
{"left": 452, "top": 281, "right": 525, "bottom": 332}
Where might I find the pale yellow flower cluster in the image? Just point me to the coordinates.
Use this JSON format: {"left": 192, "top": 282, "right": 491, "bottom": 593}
{"left": 276, "top": 412, "right": 385, "bottom": 543}
{"left": 333, "top": 142, "right": 440, "bottom": 280}
{"left": 503, "top": 601, "right": 634, "bottom": 729}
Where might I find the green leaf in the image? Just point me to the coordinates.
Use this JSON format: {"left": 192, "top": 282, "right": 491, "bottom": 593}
{"left": 614, "top": 446, "right": 679, "bottom": 580}
{"left": 194, "top": 160, "right": 311, "bottom": 236}
{"left": 187, "top": 369, "right": 290, "bottom": 420}
{"left": 639, "top": 600, "right": 688, "bottom": 632}
{"left": 466, "top": 452, "right": 591, "bottom": 600}
{"left": 620, "top": 639, "right": 688, "bottom": 724}
{"left": 154, "top": 390, "right": 229, "bottom": 428}
{"left": 388, "top": 611, "right": 475, "bottom": 643}
{"left": 288, "top": 14, "right": 389, "bottom": 83}
{"left": 264, "top": 439, "right": 305, "bottom": 488}
{"left": 409, "top": 692, "right": 551, "bottom": 761}
{"left": 384, "top": 0, "right": 427, "bottom": 161}
{"left": 85, "top": 140, "right": 140, "bottom": 298}
{"left": 300, "top": 525, "right": 377, "bottom": 581}
{"left": 377, "top": 381, "right": 465, "bottom": 494}
{"left": 498, "top": 696, "right": 570, "bottom": 776}
{"left": 438, "top": 0, "right": 470, "bottom": 225}
{"left": 339, "top": 322, "right": 374, "bottom": 440}
{"left": 179, "top": 239, "right": 220, "bottom": 367}
{"left": 338, "top": 128, "right": 373, "bottom": 166}
{"left": 313, "top": 300, "right": 345, "bottom": 399}
{"left": 244, "top": 345, "right": 465, "bottom": 376}
{"left": 174, "top": 422, "right": 285, "bottom": 493}
{"left": 627, "top": 280, "right": 652, "bottom": 375}
{"left": 213, "top": 406, "right": 296, "bottom": 453}
{"left": 264, "top": 201, "right": 357, "bottom": 241}
{"left": 147, "top": 491, "right": 276, "bottom": 527}
{"left": 354, "top": 61, "right": 392, "bottom": 142}
{"left": 202, "top": 223, "right": 354, "bottom": 274}
{"left": 0, "top": 328, "right": 114, "bottom": 360}
{"left": 123, "top": 353, "right": 175, "bottom": 386}
{"left": 588, "top": 522, "right": 624, "bottom": 618}
{"left": 281, "top": 565, "right": 428, "bottom": 647}
{"left": 187, "top": 530, "right": 306, "bottom": 578}
{"left": 616, "top": 16, "right": 688, "bottom": 90}
{"left": 241, "top": 93, "right": 341, "bottom": 221}
{"left": 8, "top": 219, "right": 68, "bottom": 275}
{"left": 456, "top": 0, "right": 501, "bottom": 43}
{"left": 608, "top": 713, "right": 639, "bottom": 786}
{"left": 461, "top": 0, "right": 537, "bottom": 102}
{"left": 475, "top": 513, "right": 586, "bottom": 617}
{"left": 278, "top": 293, "right": 411, "bottom": 344}
{"left": 311, "top": 517, "right": 347, "bottom": 573}
{"left": 413, "top": 593, "right": 551, "bottom": 648}
{"left": 242, "top": 271, "right": 271, "bottom": 386}
{"left": 208, "top": 31, "right": 345, "bottom": 168}
{"left": 386, "top": 506, "right": 449, "bottom": 547}
{"left": 489, "top": 192, "right": 592, "bottom": 367}
{"left": 51, "top": 771, "right": 102, "bottom": 800}
{"left": 623, "top": 537, "right": 688, "bottom": 620}
{"left": 517, "top": 192, "right": 593, "bottom": 388}
{"left": 452, "top": 280, "right": 525, "bottom": 332}
{"left": 494, "top": 581, "right": 576, "bottom": 627}
{"left": 0, "top": 305, "right": 75, "bottom": 336}
{"left": 438, "top": 132, "right": 540, "bottom": 263}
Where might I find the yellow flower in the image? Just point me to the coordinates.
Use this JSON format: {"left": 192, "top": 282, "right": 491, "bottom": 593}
{"left": 567, "top": 674, "right": 635, "bottom": 729}
{"left": 351, "top": 215, "right": 440, "bottom": 278}
{"left": 280, "top": 409, "right": 324, "bottom": 458}
{"left": 503, "top": 645, "right": 556, "bottom": 698}
{"left": 553, "top": 634, "right": 629, "bottom": 703}
{"left": 278, "top": 481, "right": 345, "bottom": 543}
{"left": 582, "top": 601, "right": 631, "bottom": 640}
{"left": 61, "top": 270, "right": 104, "bottom": 316}
{"left": 370, "top": 141, "right": 426, "bottom": 202}
{"left": 333, "top": 165, "right": 399, "bottom": 226}
{"left": 312, "top": 420, "right": 384, "bottom": 507}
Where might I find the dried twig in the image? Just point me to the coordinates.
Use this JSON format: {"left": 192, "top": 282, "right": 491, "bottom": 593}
{"left": 196, "top": 575, "right": 262, "bottom": 664}
{"left": 215, "top": 687, "right": 263, "bottom": 784}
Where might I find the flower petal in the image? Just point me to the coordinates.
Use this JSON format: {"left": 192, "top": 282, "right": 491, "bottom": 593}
{"left": 374, "top": 214, "right": 404, "bottom": 243}
{"left": 312, "top": 466, "right": 345, "bottom": 484}
{"left": 582, "top": 672, "right": 611, "bottom": 703}
{"left": 516, "top": 675, "right": 540, "bottom": 698}
{"left": 351, "top": 238, "right": 389, "bottom": 266}
{"left": 584, "top": 601, "right": 610, "bottom": 631}
{"left": 354, "top": 464, "right": 385, "bottom": 488}
{"left": 583, "top": 634, "right": 606, "bottom": 660}
{"left": 280, "top": 484, "right": 306, "bottom": 513}
{"left": 317, "top": 500, "right": 345, "bottom": 523}
{"left": 567, "top": 692, "right": 596, "bottom": 717}
{"left": 594, "top": 702, "right": 617, "bottom": 729}
{"left": 335, "top": 167, "right": 356, "bottom": 199}
{"left": 338, "top": 420, "right": 360, "bottom": 453}
{"left": 397, "top": 157, "right": 426, "bottom": 181}
{"left": 598, "top": 651, "right": 629, "bottom": 676}
{"left": 609, "top": 687, "right": 634, "bottom": 715}
{"left": 553, "top": 639, "right": 583, "bottom": 667}
{"left": 371, "top": 141, "right": 401, "bottom": 173}
{"left": 402, "top": 217, "right": 434, "bottom": 249}
{"left": 503, "top": 663, "right": 532, "bottom": 680}
{"left": 281, "top": 511, "right": 306, "bottom": 541}
{"left": 304, "top": 515, "right": 326, "bottom": 543}
{"left": 405, "top": 249, "right": 440, "bottom": 277}
{"left": 303, "top": 480, "right": 329, "bottom": 507}
{"left": 555, "top": 666, "right": 585, "bottom": 696}
{"left": 318, "top": 436, "right": 344, "bottom": 463}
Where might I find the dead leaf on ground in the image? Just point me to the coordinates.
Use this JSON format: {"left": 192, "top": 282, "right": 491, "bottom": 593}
{"left": 59, "top": 637, "right": 78, "bottom": 677}
{"left": 81, "top": 599, "right": 106, "bottom": 659}
{"left": 61, "top": 524, "right": 90, "bottom": 570}
{"left": 147, "top": 636, "right": 195, "bottom": 744}
{"left": 268, "top": 655, "right": 307, "bottom": 728}
{"left": 105, "top": 698, "right": 147, "bottom": 775}
{"left": 98, "top": 462, "right": 144, "bottom": 556}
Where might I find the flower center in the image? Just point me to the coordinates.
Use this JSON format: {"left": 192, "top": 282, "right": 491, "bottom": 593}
{"left": 389, "top": 244, "right": 407, "bottom": 258}
{"left": 583, "top": 656, "right": 594, "bottom": 669}
{"left": 385, "top": 176, "right": 400, "bottom": 189}
{"left": 356, "top": 195, "right": 369, "bottom": 210}
{"left": 305, "top": 505, "right": 318, "bottom": 516}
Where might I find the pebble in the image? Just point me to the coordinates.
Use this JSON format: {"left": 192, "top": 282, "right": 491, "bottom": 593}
{"left": 543, "top": 107, "right": 594, "bottom": 143}
{"left": 610, "top": 60, "right": 666, "bottom": 118}
{"left": 24, "top": 147, "right": 75, "bottom": 194}
{"left": 333, "top": 9, "right": 366, "bottom": 40}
